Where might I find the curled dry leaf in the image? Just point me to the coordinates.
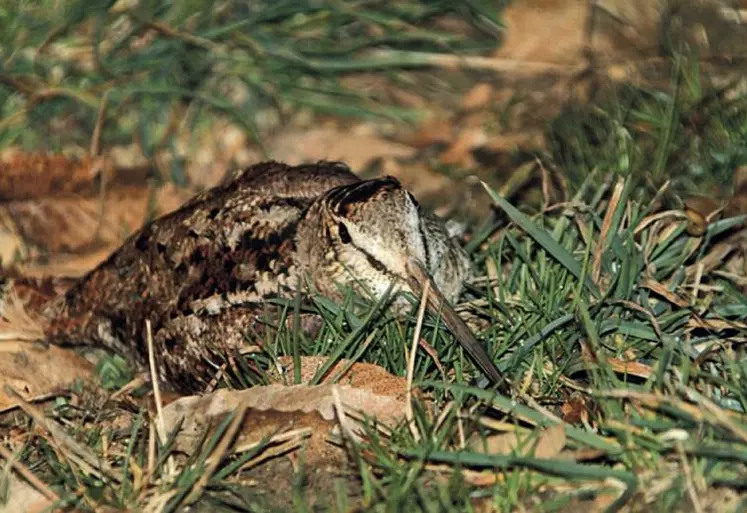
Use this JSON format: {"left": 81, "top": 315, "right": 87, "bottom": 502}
{"left": 0, "top": 340, "right": 95, "bottom": 412}
{"left": 561, "top": 395, "right": 591, "bottom": 424}
{"left": 162, "top": 382, "right": 408, "bottom": 461}
{"left": 0, "top": 184, "right": 190, "bottom": 267}
{"left": 0, "top": 274, "right": 74, "bottom": 314}
{"left": 439, "top": 128, "right": 487, "bottom": 167}
{"left": 469, "top": 431, "right": 522, "bottom": 455}
{"left": 0, "top": 286, "right": 93, "bottom": 412}
{"left": 684, "top": 196, "right": 724, "bottom": 236}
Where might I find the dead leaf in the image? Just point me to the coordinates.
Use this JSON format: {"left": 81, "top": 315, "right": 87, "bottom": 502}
{"left": 603, "top": 358, "right": 654, "bottom": 379}
{"left": 684, "top": 195, "right": 724, "bottom": 236}
{"left": 469, "top": 431, "right": 522, "bottom": 455}
{"left": 0, "top": 341, "right": 95, "bottom": 412}
{"left": 162, "top": 383, "right": 408, "bottom": 461}
{"left": 439, "top": 128, "right": 487, "bottom": 167}
{"left": 591, "top": 0, "right": 664, "bottom": 62}
{"left": 533, "top": 423, "right": 566, "bottom": 458}
{"left": 0, "top": 151, "right": 98, "bottom": 201}
{"left": 461, "top": 83, "right": 494, "bottom": 111}
{"left": 400, "top": 118, "right": 454, "bottom": 149}
{"left": 0, "top": 230, "right": 23, "bottom": 266}
{"left": 496, "top": 0, "right": 588, "bottom": 65}
{"left": 642, "top": 279, "right": 689, "bottom": 308}
{"left": 0, "top": 183, "right": 189, "bottom": 264}
{"left": 15, "top": 249, "right": 116, "bottom": 279}
{"left": 266, "top": 126, "right": 414, "bottom": 171}
{"left": 0, "top": 475, "right": 52, "bottom": 513}
{"left": 273, "top": 357, "right": 410, "bottom": 402}
{"left": 561, "top": 395, "right": 590, "bottom": 424}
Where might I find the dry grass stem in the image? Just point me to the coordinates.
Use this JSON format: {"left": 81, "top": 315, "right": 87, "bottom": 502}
{"left": 0, "top": 443, "right": 59, "bottom": 502}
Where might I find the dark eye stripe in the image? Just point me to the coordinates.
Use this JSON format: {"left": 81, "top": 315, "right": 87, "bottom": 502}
{"left": 338, "top": 222, "right": 352, "bottom": 244}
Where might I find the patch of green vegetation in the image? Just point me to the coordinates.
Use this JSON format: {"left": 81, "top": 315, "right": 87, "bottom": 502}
{"left": 0, "top": 0, "right": 501, "bottom": 177}
{"left": 548, "top": 56, "right": 747, "bottom": 198}
{"left": 3, "top": 4, "right": 747, "bottom": 512}
{"left": 19, "top": 169, "right": 742, "bottom": 512}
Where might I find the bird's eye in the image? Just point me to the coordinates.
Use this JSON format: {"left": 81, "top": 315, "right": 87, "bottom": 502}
{"left": 338, "top": 222, "right": 352, "bottom": 244}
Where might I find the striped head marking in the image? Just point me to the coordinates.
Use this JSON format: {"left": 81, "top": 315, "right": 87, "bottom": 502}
{"left": 296, "top": 176, "right": 471, "bottom": 303}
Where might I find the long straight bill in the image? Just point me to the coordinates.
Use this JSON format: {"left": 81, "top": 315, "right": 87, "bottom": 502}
{"left": 406, "top": 258, "right": 506, "bottom": 390}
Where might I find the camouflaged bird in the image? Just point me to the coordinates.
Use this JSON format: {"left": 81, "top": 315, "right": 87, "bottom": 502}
{"left": 37, "top": 161, "right": 475, "bottom": 392}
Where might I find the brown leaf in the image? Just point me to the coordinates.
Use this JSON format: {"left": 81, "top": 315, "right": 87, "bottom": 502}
{"left": 469, "top": 431, "right": 522, "bottom": 455}
{"left": 15, "top": 249, "right": 117, "bottom": 279}
{"left": 0, "top": 341, "right": 95, "bottom": 412}
{"left": 561, "top": 395, "right": 590, "bottom": 424}
{"left": 0, "top": 151, "right": 98, "bottom": 201}
{"left": 0, "top": 475, "right": 53, "bottom": 513}
{"left": 684, "top": 195, "right": 724, "bottom": 236}
{"left": 273, "top": 356, "right": 410, "bottom": 402}
{"left": 0, "top": 274, "right": 74, "bottom": 314}
{"left": 439, "top": 128, "right": 486, "bottom": 167}
{"left": 0, "top": 230, "right": 23, "bottom": 266}
{"left": 0, "top": 183, "right": 190, "bottom": 267}
{"left": 496, "top": 0, "right": 588, "bottom": 65}
{"left": 533, "top": 423, "right": 566, "bottom": 458}
{"left": 587, "top": 357, "right": 654, "bottom": 379}
{"left": 162, "top": 383, "right": 408, "bottom": 459}
{"left": 266, "top": 126, "right": 414, "bottom": 171}
{"left": 400, "top": 118, "right": 454, "bottom": 149}
{"left": 461, "top": 83, "right": 494, "bottom": 110}
{"left": 642, "top": 279, "right": 689, "bottom": 308}
{"left": 470, "top": 424, "right": 567, "bottom": 459}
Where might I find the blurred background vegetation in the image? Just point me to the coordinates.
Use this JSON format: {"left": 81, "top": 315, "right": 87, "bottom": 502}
{"left": 2, "top": 0, "right": 746, "bottom": 201}
{"left": 2, "top": 0, "right": 747, "bottom": 263}
{"left": 1, "top": 0, "right": 502, "bottom": 181}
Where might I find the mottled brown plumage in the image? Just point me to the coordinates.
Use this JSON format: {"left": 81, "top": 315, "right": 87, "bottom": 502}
{"left": 38, "top": 161, "right": 472, "bottom": 392}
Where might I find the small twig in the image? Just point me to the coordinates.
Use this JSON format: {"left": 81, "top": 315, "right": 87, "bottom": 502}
{"left": 692, "top": 263, "right": 704, "bottom": 303}
{"left": 90, "top": 90, "right": 111, "bottom": 245}
{"left": 676, "top": 442, "right": 704, "bottom": 513}
{"left": 147, "top": 422, "right": 156, "bottom": 481}
{"left": 138, "top": 17, "right": 219, "bottom": 51}
{"left": 370, "top": 49, "right": 586, "bottom": 77}
{"left": 593, "top": 177, "right": 625, "bottom": 284}
{"left": 146, "top": 319, "right": 175, "bottom": 478}
{"left": 0, "top": 444, "right": 59, "bottom": 502}
{"left": 406, "top": 277, "right": 430, "bottom": 442}
{"left": 237, "top": 438, "right": 307, "bottom": 473}
{"left": 109, "top": 375, "right": 147, "bottom": 400}
{"left": 89, "top": 90, "right": 109, "bottom": 158}
{"left": 518, "top": 392, "right": 564, "bottom": 425}
{"left": 234, "top": 427, "right": 312, "bottom": 454}
{"left": 417, "top": 338, "right": 447, "bottom": 381}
